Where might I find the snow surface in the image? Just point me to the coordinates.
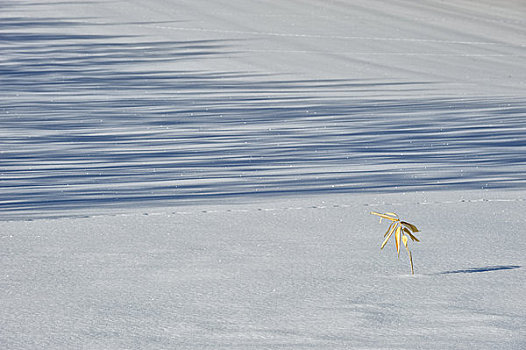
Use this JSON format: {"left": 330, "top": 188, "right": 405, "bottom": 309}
{"left": 1, "top": 0, "right": 526, "bottom": 349}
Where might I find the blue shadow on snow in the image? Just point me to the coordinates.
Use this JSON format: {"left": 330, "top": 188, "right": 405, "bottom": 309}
{"left": 439, "top": 265, "right": 521, "bottom": 275}
{"left": 2, "top": 4, "right": 526, "bottom": 218}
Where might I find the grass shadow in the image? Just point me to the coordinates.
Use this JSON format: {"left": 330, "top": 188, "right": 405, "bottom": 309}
{"left": 438, "top": 265, "right": 521, "bottom": 275}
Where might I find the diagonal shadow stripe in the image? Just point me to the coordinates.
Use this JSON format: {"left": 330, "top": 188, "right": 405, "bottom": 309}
{"left": 438, "top": 265, "right": 521, "bottom": 275}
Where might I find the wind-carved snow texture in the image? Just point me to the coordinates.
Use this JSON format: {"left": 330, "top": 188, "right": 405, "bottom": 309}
{"left": 2, "top": 0, "right": 526, "bottom": 218}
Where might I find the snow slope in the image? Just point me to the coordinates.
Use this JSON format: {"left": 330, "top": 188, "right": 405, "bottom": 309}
{"left": 2, "top": 0, "right": 526, "bottom": 218}
{"left": 1, "top": 0, "right": 526, "bottom": 349}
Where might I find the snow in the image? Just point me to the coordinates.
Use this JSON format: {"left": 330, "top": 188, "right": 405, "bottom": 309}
{"left": 1, "top": 0, "right": 525, "bottom": 348}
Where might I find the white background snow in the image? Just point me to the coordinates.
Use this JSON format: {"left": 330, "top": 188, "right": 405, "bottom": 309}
{"left": 1, "top": 0, "right": 525, "bottom": 349}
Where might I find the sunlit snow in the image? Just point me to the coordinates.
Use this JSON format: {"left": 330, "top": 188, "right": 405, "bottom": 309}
{"left": 1, "top": 0, "right": 525, "bottom": 348}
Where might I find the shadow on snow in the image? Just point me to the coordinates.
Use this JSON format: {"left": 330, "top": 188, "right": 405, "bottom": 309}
{"left": 438, "top": 265, "right": 521, "bottom": 275}
{"left": 2, "top": 7, "right": 526, "bottom": 218}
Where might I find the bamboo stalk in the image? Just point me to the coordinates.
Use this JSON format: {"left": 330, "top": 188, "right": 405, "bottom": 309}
{"left": 407, "top": 248, "right": 414, "bottom": 275}
{"left": 371, "top": 212, "right": 420, "bottom": 275}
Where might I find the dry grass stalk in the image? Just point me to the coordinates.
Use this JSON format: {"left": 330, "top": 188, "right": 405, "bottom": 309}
{"left": 370, "top": 212, "right": 420, "bottom": 275}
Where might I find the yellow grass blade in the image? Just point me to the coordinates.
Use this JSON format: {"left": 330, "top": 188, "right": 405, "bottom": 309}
{"left": 402, "top": 234, "right": 408, "bottom": 248}
{"left": 402, "top": 228, "right": 417, "bottom": 241}
{"left": 401, "top": 221, "right": 419, "bottom": 232}
{"left": 384, "top": 222, "right": 395, "bottom": 237}
{"left": 395, "top": 226, "right": 401, "bottom": 257}
{"left": 380, "top": 224, "right": 396, "bottom": 249}
{"left": 406, "top": 230, "right": 420, "bottom": 242}
{"left": 385, "top": 212, "right": 399, "bottom": 219}
{"left": 370, "top": 212, "right": 398, "bottom": 221}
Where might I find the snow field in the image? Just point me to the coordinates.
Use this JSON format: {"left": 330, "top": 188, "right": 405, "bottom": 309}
{"left": 1, "top": 0, "right": 526, "bottom": 348}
